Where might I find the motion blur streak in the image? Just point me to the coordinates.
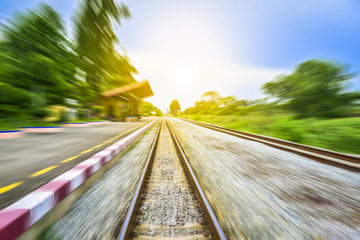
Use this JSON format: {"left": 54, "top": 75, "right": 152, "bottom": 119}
{"left": 0, "top": 0, "right": 359, "bottom": 240}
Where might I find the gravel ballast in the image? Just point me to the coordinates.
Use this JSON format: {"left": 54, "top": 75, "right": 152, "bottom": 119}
{"left": 169, "top": 118, "right": 360, "bottom": 240}
{"left": 131, "top": 122, "right": 210, "bottom": 238}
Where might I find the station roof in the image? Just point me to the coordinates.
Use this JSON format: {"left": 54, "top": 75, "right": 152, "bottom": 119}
{"left": 101, "top": 80, "right": 154, "bottom": 101}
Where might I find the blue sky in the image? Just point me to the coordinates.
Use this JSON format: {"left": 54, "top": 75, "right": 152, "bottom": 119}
{"left": 0, "top": 0, "right": 359, "bottom": 111}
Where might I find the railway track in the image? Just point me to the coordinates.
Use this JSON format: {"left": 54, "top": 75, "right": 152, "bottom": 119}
{"left": 118, "top": 119, "right": 226, "bottom": 240}
{"left": 180, "top": 118, "right": 360, "bottom": 172}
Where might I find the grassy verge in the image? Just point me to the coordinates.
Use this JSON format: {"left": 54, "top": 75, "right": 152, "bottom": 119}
{"left": 21, "top": 122, "right": 61, "bottom": 127}
{"left": 180, "top": 115, "right": 360, "bottom": 155}
{"left": 0, "top": 119, "right": 61, "bottom": 131}
{"left": 64, "top": 120, "right": 87, "bottom": 123}
{"left": 87, "top": 118, "right": 107, "bottom": 122}
{"left": 0, "top": 118, "right": 107, "bottom": 131}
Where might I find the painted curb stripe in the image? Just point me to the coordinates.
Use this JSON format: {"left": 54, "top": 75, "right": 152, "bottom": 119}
{"left": 7, "top": 191, "right": 55, "bottom": 226}
{"left": 0, "top": 120, "right": 156, "bottom": 240}
{"left": 0, "top": 209, "right": 30, "bottom": 240}
{"left": 35, "top": 180, "right": 71, "bottom": 204}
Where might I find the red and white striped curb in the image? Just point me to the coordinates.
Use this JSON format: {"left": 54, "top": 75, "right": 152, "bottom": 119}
{"left": 21, "top": 127, "right": 63, "bottom": 133}
{"left": 0, "top": 120, "right": 156, "bottom": 240}
{"left": 86, "top": 121, "right": 110, "bottom": 126}
{"left": 0, "top": 131, "right": 24, "bottom": 139}
{"left": 63, "top": 123, "right": 88, "bottom": 127}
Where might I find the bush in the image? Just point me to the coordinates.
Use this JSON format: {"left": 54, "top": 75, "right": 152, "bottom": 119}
{"left": 78, "top": 108, "right": 89, "bottom": 119}
{"left": 32, "top": 108, "right": 48, "bottom": 118}
{"left": 0, "top": 82, "right": 30, "bottom": 107}
{"left": 91, "top": 105, "right": 104, "bottom": 116}
{"left": 0, "top": 104, "right": 21, "bottom": 118}
{"left": 43, "top": 105, "right": 66, "bottom": 123}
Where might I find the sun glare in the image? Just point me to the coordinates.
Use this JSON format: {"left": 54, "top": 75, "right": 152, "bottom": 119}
{"left": 171, "top": 65, "right": 195, "bottom": 89}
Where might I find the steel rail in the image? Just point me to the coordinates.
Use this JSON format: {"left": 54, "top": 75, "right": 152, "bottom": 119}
{"left": 118, "top": 118, "right": 227, "bottom": 239}
{"left": 118, "top": 119, "right": 162, "bottom": 240}
{"left": 180, "top": 118, "right": 360, "bottom": 172}
{"left": 166, "top": 119, "right": 227, "bottom": 240}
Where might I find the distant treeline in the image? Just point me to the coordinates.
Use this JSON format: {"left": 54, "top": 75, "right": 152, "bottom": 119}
{"left": 184, "top": 59, "right": 359, "bottom": 118}
{"left": 141, "top": 101, "right": 163, "bottom": 116}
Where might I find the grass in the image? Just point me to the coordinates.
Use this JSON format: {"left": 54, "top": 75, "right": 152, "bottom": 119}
{"left": 0, "top": 118, "right": 99, "bottom": 130}
{"left": 181, "top": 114, "right": 360, "bottom": 155}
{"left": 21, "top": 122, "right": 61, "bottom": 127}
{"left": 0, "top": 117, "right": 108, "bottom": 130}
{"left": 36, "top": 226, "right": 59, "bottom": 240}
{"left": 64, "top": 120, "right": 87, "bottom": 123}
{"left": 87, "top": 118, "right": 107, "bottom": 122}
{"left": 0, "top": 119, "right": 61, "bottom": 131}
{"left": 0, "top": 125, "right": 20, "bottom": 131}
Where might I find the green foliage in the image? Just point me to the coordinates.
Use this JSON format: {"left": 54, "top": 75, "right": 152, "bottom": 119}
{"left": 78, "top": 109, "right": 89, "bottom": 119}
{"left": 0, "top": 3, "right": 80, "bottom": 121}
{"left": 64, "top": 120, "right": 87, "bottom": 123}
{"left": 35, "top": 226, "right": 60, "bottom": 240}
{"left": 87, "top": 118, "right": 107, "bottom": 122}
{"left": 301, "top": 118, "right": 360, "bottom": 154}
{"left": 0, "top": 82, "right": 30, "bottom": 107}
{"left": 170, "top": 100, "right": 181, "bottom": 116}
{"left": 0, "top": 116, "right": 61, "bottom": 131}
{"left": 43, "top": 105, "right": 66, "bottom": 123}
{"left": 182, "top": 115, "right": 360, "bottom": 154}
{"left": 0, "top": 4, "right": 76, "bottom": 100}
{"left": 262, "top": 59, "right": 358, "bottom": 118}
{"left": 0, "top": 2, "right": 138, "bottom": 123}
{"left": 181, "top": 58, "right": 359, "bottom": 154}
{"left": 75, "top": 0, "right": 136, "bottom": 96}
{"left": 183, "top": 91, "right": 274, "bottom": 116}
{"left": 140, "top": 101, "right": 163, "bottom": 116}
{"left": 32, "top": 108, "right": 48, "bottom": 118}
{"left": 91, "top": 105, "right": 104, "bottom": 115}
{"left": 201, "top": 91, "right": 220, "bottom": 102}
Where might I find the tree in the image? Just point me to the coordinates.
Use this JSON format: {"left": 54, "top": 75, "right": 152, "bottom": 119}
{"left": 262, "top": 59, "right": 358, "bottom": 118}
{"left": 74, "top": 0, "right": 136, "bottom": 98}
{"left": 190, "top": 91, "right": 220, "bottom": 114}
{"left": 140, "top": 101, "right": 162, "bottom": 116}
{"left": 201, "top": 90, "right": 220, "bottom": 102}
{"left": 170, "top": 100, "right": 181, "bottom": 116}
{"left": 0, "top": 4, "right": 77, "bottom": 117}
{"left": 183, "top": 91, "right": 251, "bottom": 115}
{"left": 217, "top": 96, "right": 238, "bottom": 114}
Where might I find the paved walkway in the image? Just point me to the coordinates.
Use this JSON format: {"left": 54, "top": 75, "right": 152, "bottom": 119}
{"left": 0, "top": 118, "right": 154, "bottom": 209}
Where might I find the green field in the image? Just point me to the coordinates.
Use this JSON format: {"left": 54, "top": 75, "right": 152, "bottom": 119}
{"left": 181, "top": 115, "right": 360, "bottom": 155}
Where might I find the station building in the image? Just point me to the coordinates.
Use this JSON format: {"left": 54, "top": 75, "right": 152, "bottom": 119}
{"left": 100, "top": 80, "right": 154, "bottom": 120}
